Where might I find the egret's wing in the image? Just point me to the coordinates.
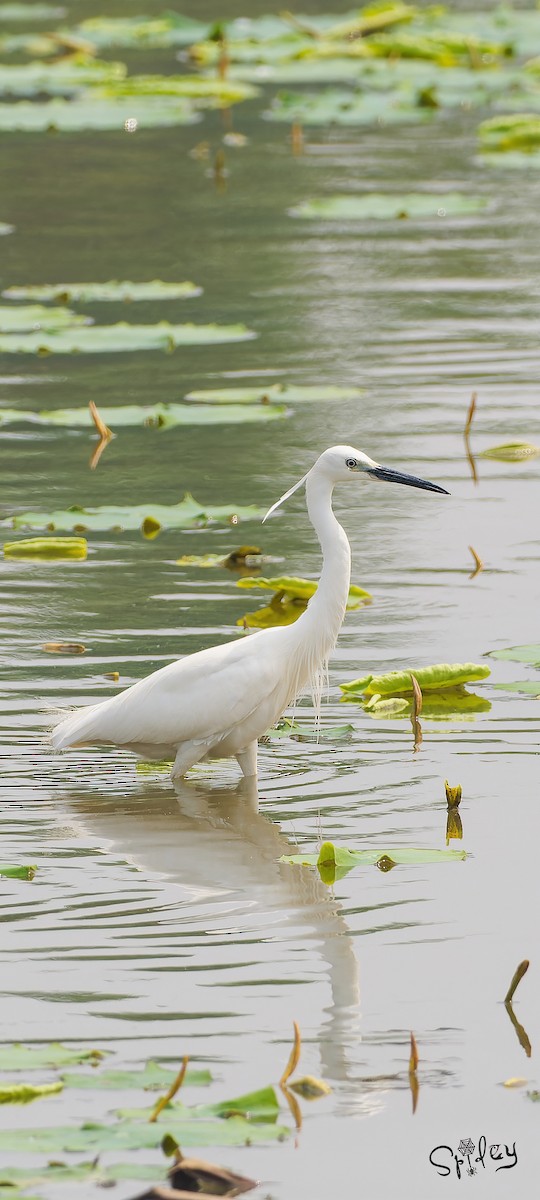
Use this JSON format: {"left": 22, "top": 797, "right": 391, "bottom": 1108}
{"left": 53, "top": 630, "right": 284, "bottom": 749}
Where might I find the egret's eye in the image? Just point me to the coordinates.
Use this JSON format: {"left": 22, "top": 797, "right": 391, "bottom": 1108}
{"left": 346, "top": 458, "right": 358, "bottom": 470}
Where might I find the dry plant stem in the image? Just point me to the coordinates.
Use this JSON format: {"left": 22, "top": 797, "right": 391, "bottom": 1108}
{"left": 468, "top": 545, "right": 484, "bottom": 579}
{"left": 409, "top": 1032, "right": 419, "bottom": 1073}
{"left": 504, "top": 960, "right": 530, "bottom": 1004}
{"left": 149, "top": 1056, "right": 189, "bottom": 1123}
{"left": 409, "top": 673, "right": 423, "bottom": 752}
{"left": 291, "top": 121, "right": 304, "bottom": 155}
{"left": 280, "top": 1021, "right": 301, "bottom": 1087}
{"left": 464, "top": 391, "right": 478, "bottom": 483}
{"left": 408, "top": 1032, "right": 419, "bottom": 1115}
{"left": 504, "top": 1001, "right": 532, "bottom": 1058}
{"left": 89, "top": 399, "right": 113, "bottom": 470}
{"left": 280, "top": 1082, "right": 303, "bottom": 1131}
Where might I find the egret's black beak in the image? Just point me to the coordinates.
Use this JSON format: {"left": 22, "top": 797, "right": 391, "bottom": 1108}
{"left": 367, "top": 465, "right": 449, "bottom": 495}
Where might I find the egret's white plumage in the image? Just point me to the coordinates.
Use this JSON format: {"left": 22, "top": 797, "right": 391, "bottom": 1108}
{"left": 51, "top": 445, "right": 447, "bottom": 778}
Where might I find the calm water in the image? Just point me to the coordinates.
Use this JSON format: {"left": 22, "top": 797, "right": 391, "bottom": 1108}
{"left": 1, "top": 2, "right": 540, "bottom": 1197}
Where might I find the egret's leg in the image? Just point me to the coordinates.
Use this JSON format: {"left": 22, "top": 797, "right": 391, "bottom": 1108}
{"left": 236, "top": 741, "right": 258, "bottom": 779}
{"left": 171, "top": 743, "right": 204, "bottom": 780}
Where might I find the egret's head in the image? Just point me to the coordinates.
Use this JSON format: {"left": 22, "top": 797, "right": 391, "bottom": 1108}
{"left": 263, "top": 443, "right": 448, "bottom": 522}
{"left": 314, "top": 444, "right": 449, "bottom": 493}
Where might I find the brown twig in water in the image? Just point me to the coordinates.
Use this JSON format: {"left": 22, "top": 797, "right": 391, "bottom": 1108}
{"left": 409, "top": 673, "right": 423, "bottom": 752}
{"left": 468, "top": 545, "right": 484, "bottom": 579}
{"left": 89, "top": 399, "right": 114, "bottom": 470}
{"left": 504, "top": 960, "right": 530, "bottom": 1005}
{"left": 291, "top": 121, "right": 304, "bottom": 155}
{"left": 464, "top": 391, "right": 478, "bottom": 483}
{"left": 149, "top": 1056, "right": 189, "bottom": 1123}
{"left": 280, "top": 1021, "right": 301, "bottom": 1087}
{"left": 504, "top": 1000, "right": 532, "bottom": 1058}
{"left": 408, "top": 1032, "right": 419, "bottom": 1114}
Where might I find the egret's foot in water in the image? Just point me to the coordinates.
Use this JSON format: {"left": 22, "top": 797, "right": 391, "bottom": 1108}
{"left": 236, "top": 741, "right": 258, "bottom": 779}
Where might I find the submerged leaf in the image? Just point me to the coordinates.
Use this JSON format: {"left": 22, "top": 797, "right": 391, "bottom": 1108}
{"left": 0, "top": 864, "right": 36, "bottom": 880}
{"left": 8, "top": 493, "right": 264, "bottom": 534}
{"left": 0, "top": 1080, "right": 63, "bottom": 1105}
{"left": 290, "top": 193, "right": 488, "bottom": 221}
{"left": 479, "top": 441, "right": 540, "bottom": 461}
{"left": 185, "top": 384, "right": 365, "bottom": 404}
{"left": 3, "top": 536, "right": 87, "bottom": 559}
{"left": 3, "top": 280, "right": 201, "bottom": 303}
{"left": 341, "top": 662, "right": 490, "bottom": 696}
{"left": 0, "top": 321, "right": 255, "bottom": 355}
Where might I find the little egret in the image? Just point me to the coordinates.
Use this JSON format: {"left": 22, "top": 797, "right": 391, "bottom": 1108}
{"left": 51, "top": 445, "right": 448, "bottom": 779}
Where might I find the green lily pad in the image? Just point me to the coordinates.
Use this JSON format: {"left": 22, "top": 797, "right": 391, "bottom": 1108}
{"left": 487, "top": 644, "right": 540, "bottom": 665}
{"left": 68, "top": 14, "right": 210, "bottom": 50}
{"left": 3, "top": 537, "right": 87, "bottom": 559}
{"left": 290, "top": 193, "right": 488, "bottom": 221}
{"left": 266, "top": 86, "right": 432, "bottom": 126}
{"left": 0, "top": 863, "right": 36, "bottom": 880}
{"left": 103, "top": 74, "right": 258, "bottom": 106}
{"left": 62, "top": 1060, "right": 211, "bottom": 1090}
{"left": 341, "top": 662, "right": 490, "bottom": 696}
{"left": 478, "top": 113, "right": 540, "bottom": 151}
{"left": 492, "top": 681, "right": 540, "bottom": 695}
{"left": 7, "top": 493, "right": 264, "bottom": 534}
{"left": 237, "top": 576, "right": 371, "bottom": 628}
{"left": 0, "top": 304, "right": 89, "bottom": 332}
{"left": 281, "top": 840, "right": 467, "bottom": 885}
{"left": 118, "top": 1085, "right": 280, "bottom": 1123}
{"left": 185, "top": 384, "right": 364, "bottom": 404}
{"left": 0, "top": 1163, "right": 159, "bottom": 1190}
{"left": 3, "top": 280, "right": 202, "bottom": 303}
{"left": 479, "top": 441, "right": 540, "bottom": 461}
{"left": 0, "top": 56, "right": 127, "bottom": 96}
{"left": 0, "top": 94, "right": 199, "bottom": 132}
{"left": 0, "top": 1044, "right": 106, "bottom": 1071}
{"left": 0, "top": 401, "right": 285, "bottom": 429}
{"left": 0, "top": 1115, "right": 289, "bottom": 1152}
{"left": 0, "top": 1080, "right": 63, "bottom": 1105}
{"left": 0, "top": 4, "right": 65, "bottom": 18}
{"left": 0, "top": 321, "right": 255, "bottom": 355}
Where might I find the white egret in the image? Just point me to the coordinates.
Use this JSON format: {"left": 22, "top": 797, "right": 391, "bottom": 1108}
{"left": 51, "top": 445, "right": 448, "bottom": 779}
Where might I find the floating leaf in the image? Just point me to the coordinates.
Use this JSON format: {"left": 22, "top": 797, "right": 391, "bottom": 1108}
{"left": 185, "top": 384, "right": 365, "bottom": 404}
{"left": 0, "top": 304, "right": 90, "bottom": 332}
{"left": 288, "top": 1076, "right": 331, "bottom": 1100}
{"left": 0, "top": 1044, "right": 106, "bottom": 1070}
{"left": 479, "top": 441, "right": 540, "bottom": 461}
{"left": 0, "top": 95, "right": 199, "bottom": 133}
{"left": 117, "top": 1085, "right": 280, "bottom": 1124}
{"left": 0, "top": 864, "right": 36, "bottom": 881}
{"left": 0, "top": 1080, "right": 63, "bottom": 1105}
{"left": 488, "top": 644, "right": 540, "bottom": 665}
{"left": 3, "top": 536, "right": 87, "bottom": 559}
{"left": 0, "top": 1162, "right": 159, "bottom": 1190}
{"left": 478, "top": 113, "right": 540, "bottom": 152}
{"left": 281, "top": 841, "right": 467, "bottom": 884}
{"left": 493, "top": 681, "right": 540, "bottom": 695}
{"left": 169, "top": 1156, "right": 255, "bottom": 1196}
{"left": 62, "top": 1061, "right": 211, "bottom": 1091}
{"left": 3, "top": 279, "right": 201, "bottom": 303}
{"left": 104, "top": 74, "right": 258, "bottom": 106}
{"left": 290, "top": 193, "right": 488, "bottom": 221}
{"left": 0, "top": 401, "right": 284, "bottom": 429}
{"left": 0, "top": 1115, "right": 289, "bottom": 1152}
{"left": 341, "top": 662, "right": 490, "bottom": 696}
{"left": 266, "top": 87, "right": 432, "bottom": 126}
{"left": 8, "top": 493, "right": 264, "bottom": 534}
{"left": 0, "top": 321, "right": 255, "bottom": 355}
{"left": 0, "top": 56, "right": 127, "bottom": 97}
{"left": 237, "top": 575, "right": 370, "bottom": 627}
{"left": 68, "top": 14, "right": 210, "bottom": 51}
{"left": 263, "top": 719, "right": 353, "bottom": 742}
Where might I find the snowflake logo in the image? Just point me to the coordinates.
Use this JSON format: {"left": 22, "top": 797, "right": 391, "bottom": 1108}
{"left": 458, "top": 1138, "right": 475, "bottom": 1157}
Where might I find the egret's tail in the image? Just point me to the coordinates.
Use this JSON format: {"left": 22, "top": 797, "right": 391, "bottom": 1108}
{"left": 51, "top": 703, "right": 103, "bottom": 750}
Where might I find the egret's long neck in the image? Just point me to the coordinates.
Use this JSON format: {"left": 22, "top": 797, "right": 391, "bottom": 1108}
{"left": 287, "top": 471, "right": 351, "bottom": 694}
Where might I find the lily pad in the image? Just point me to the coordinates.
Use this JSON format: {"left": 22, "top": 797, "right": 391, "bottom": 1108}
{"left": 0, "top": 1044, "right": 106, "bottom": 1071}
{"left": 118, "top": 1085, "right": 280, "bottom": 1123}
{"left": 341, "top": 662, "right": 490, "bottom": 696}
{"left": 479, "top": 441, "right": 540, "bottom": 461}
{"left": 0, "top": 94, "right": 199, "bottom": 133}
{"left": 185, "top": 384, "right": 364, "bottom": 404}
{"left": 266, "top": 86, "right": 431, "bottom": 126}
{"left": 492, "top": 681, "right": 540, "bottom": 695}
{"left": 0, "top": 1115, "right": 289, "bottom": 1152}
{"left": 487, "top": 644, "right": 540, "bottom": 665}
{"left": 0, "top": 863, "right": 36, "bottom": 880}
{"left": 0, "top": 401, "right": 285, "bottom": 429}
{"left": 3, "top": 280, "right": 202, "bottom": 303}
{"left": 104, "top": 74, "right": 259, "bottom": 106}
{"left": 478, "top": 113, "right": 540, "bottom": 151}
{"left": 62, "top": 1060, "right": 211, "bottom": 1090}
{"left": 7, "top": 493, "right": 265, "bottom": 534}
{"left": 0, "top": 56, "right": 127, "bottom": 96}
{"left": 0, "top": 321, "right": 255, "bottom": 354}
{"left": 0, "top": 304, "right": 90, "bottom": 332}
{"left": 68, "top": 14, "right": 210, "bottom": 50}
{"left": 0, "top": 1080, "right": 63, "bottom": 1105}
{"left": 281, "top": 840, "right": 467, "bottom": 885}
{"left": 0, "top": 1163, "right": 159, "bottom": 1190}
{"left": 290, "top": 193, "right": 488, "bottom": 221}
{"left": 3, "top": 537, "right": 87, "bottom": 558}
